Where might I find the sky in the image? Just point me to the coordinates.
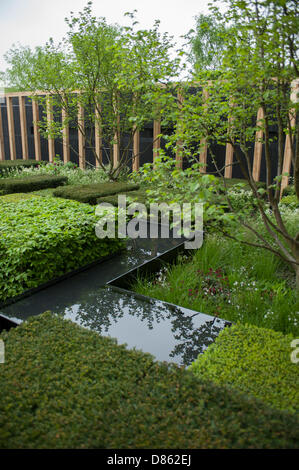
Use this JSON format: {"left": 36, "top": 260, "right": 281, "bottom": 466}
{"left": 0, "top": 0, "right": 211, "bottom": 76}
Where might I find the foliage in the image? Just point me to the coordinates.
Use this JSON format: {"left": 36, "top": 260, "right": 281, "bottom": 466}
{"left": 53, "top": 182, "right": 139, "bottom": 205}
{"left": 4, "top": 2, "right": 181, "bottom": 180}
{"left": 190, "top": 323, "right": 299, "bottom": 414}
{"left": 97, "top": 189, "right": 149, "bottom": 207}
{"left": 0, "top": 174, "right": 67, "bottom": 194}
{"left": 0, "top": 197, "right": 123, "bottom": 301}
{"left": 133, "top": 232, "right": 299, "bottom": 336}
{"left": 0, "top": 159, "right": 43, "bottom": 176}
{"left": 167, "top": 0, "right": 299, "bottom": 287}
{"left": 187, "top": 13, "right": 230, "bottom": 72}
{"left": 0, "top": 312, "right": 298, "bottom": 449}
{"left": 6, "top": 159, "right": 110, "bottom": 185}
{"left": 280, "top": 194, "right": 299, "bottom": 209}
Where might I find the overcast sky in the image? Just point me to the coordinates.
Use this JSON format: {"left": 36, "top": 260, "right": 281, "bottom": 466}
{"left": 0, "top": 0, "right": 211, "bottom": 75}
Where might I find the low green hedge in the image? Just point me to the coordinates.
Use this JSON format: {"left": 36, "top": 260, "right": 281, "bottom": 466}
{"left": 0, "top": 197, "right": 123, "bottom": 301}
{"left": 190, "top": 323, "right": 299, "bottom": 415}
{"left": 0, "top": 174, "right": 67, "bottom": 194}
{"left": 0, "top": 313, "right": 298, "bottom": 449}
{"left": 282, "top": 184, "right": 295, "bottom": 197}
{"left": 0, "top": 159, "right": 43, "bottom": 176}
{"left": 53, "top": 182, "right": 140, "bottom": 205}
{"left": 97, "top": 189, "right": 149, "bottom": 208}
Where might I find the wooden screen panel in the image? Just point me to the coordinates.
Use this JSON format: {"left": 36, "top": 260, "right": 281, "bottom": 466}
{"left": 199, "top": 89, "right": 209, "bottom": 173}
{"left": 281, "top": 110, "right": 296, "bottom": 195}
{"left": 46, "top": 97, "right": 55, "bottom": 163}
{"left": 18, "top": 96, "right": 28, "bottom": 160}
{"left": 78, "top": 102, "right": 85, "bottom": 169}
{"left": 7, "top": 97, "right": 16, "bottom": 160}
{"left": 32, "top": 99, "right": 41, "bottom": 161}
{"left": 95, "top": 104, "right": 102, "bottom": 168}
{"left": 252, "top": 107, "right": 264, "bottom": 182}
{"left": 0, "top": 105, "right": 5, "bottom": 161}
{"left": 132, "top": 128, "right": 140, "bottom": 171}
{"left": 62, "top": 107, "right": 70, "bottom": 163}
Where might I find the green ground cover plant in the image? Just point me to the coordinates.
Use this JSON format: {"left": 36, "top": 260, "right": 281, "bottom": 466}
{"left": 97, "top": 189, "right": 149, "bottom": 207}
{"left": 54, "top": 182, "right": 140, "bottom": 205}
{"left": 6, "top": 160, "right": 111, "bottom": 186}
{"left": 0, "top": 312, "right": 298, "bottom": 449}
{"left": 0, "top": 197, "right": 123, "bottom": 301}
{"left": 0, "top": 174, "right": 68, "bottom": 194}
{"left": 133, "top": 227, "right": 299, "bottom": 336}
{"left": 190, "top": 323, "right": 299, "bottom": 415}
{"left": 0, "top": 159, "right": 43, "bottom": 176}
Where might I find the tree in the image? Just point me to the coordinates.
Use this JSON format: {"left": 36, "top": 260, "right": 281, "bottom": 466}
{"left": 169, "top": 0, "right": 299, "bottom": 288}
{"left": 4, "top": 2, "right": 181, "bottom": 180}
{"left": 187, "top": 13, "right": 230, "bottom": 72}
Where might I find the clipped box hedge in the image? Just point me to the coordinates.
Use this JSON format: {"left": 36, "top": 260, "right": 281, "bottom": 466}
{"left": 190, "top": 323, "right": 299, "bottom": 415}
{"left": 0, "top": 174, "right": 68, "bottom": 195}
{"left": 0, "top": 313, "right": 298, "bottom": 449}
{"left": 97, "top": 189, "right": 149, "bottom": 207}
{"left": 0, "top": 159, "right": 42, "bottom": 175}
{"left": 0, "top": 197, "right": 124, "bottom": 301}
{"left": 53, "top": 182, "right": 140, "bottom": 205}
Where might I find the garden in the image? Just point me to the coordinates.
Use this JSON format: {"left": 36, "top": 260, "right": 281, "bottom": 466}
{"left": 0, "top": 0, "right": 299, "bottom": 450}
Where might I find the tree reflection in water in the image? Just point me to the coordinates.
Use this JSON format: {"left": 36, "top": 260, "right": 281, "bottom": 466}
{"left": 59, "top": 286, "right": 229, "bottom": 366}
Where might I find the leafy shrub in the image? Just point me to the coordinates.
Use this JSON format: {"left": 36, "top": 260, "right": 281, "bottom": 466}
{"left": 0, "top": 159, "right": 43, "bottom": 176}
{"left": 0, "top": 313, "right": 298, "bottom": 449}
{"left": 54, "top": 182, "right": 140, "bottom": 205}
{"left": 282, "top": 184, "right": 295, "bottom": 197}
{"left": 190, "top": 323, "right": 299, "bottom": 414}
{"left": 280, "top": 194, "right": 299, "bottom": 209}
{"left": 0, "top": 175, "right": 68, "bottom": 194}
{"left": 0, "top": 197, "right": 124, "bottom": 301}
{"left": 9, "top": 160, "right": 110, "bottom": 185}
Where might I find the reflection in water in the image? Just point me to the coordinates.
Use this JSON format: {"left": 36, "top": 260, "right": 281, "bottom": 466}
{"left": 55, "top": 286, "right": 229, "bottom": 366}
{"left": 1, "top": 232, "right": 230, "bottom": 365}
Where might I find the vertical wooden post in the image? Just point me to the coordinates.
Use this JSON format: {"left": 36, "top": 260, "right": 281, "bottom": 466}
{"left": 224, "top": 100, "right": 235, "bottom": 179}
{"left": 224, "top": 143, "right": 234, "bottom": 178}
{"left": 7, "top": 97, "right": 16, "bottom": 160}
{"left": 281, "top": 78, "right": 299, "bottom": 195}
{"left": 199, "top": 89, "right": 209, "bottom": 174}
{"left": 62, "top": 107, "right": 70, "bottom": 163}
{"left": 252, "top": 107, "right": 264, "bottom": 181}
{"left": 32, "top": 99, "right": 41, "bottom": 161}
{"left": 281, "top": 110, "right": 296, "bottom": 194}
{"left": 46, "top": 96, "right": 55, "bottom": 163}
{"left": 132, "top": 127, "right": 140, "bottom": 171}
{"left": 153, "top": 119, "right": 161, "bottom": 161}
{"left": 95, "top": 103, "right": 102, "bottom": 168}
{"left": 0, "top": 105, "right": 5, "bottom": 161}
{"left": 78, "top": 98, "right": 85, "bottom": 169}
{"left": 19, "top": 96, "right": 28, "bottom": 160}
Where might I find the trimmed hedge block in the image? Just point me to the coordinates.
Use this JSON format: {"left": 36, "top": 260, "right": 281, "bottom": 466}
{"left": 0, "top": 159, "right": 42, "bottom": 175}
{"left": 97, "top": 189, "right": 149, "bottom": 207}
{"left": 0, "top": 197, "right": 123, "bottom": 301}
{"left": 0, "top": 313, "right": 298, "bottom": 449}
{"left": 53, "top": 182, "right": 140, "bottom": 205}
{"left": 190, "top": 323, "right": 299, "bottom": 414}
{"left": 0, "top": 175, "right": 68, "bottom": 194}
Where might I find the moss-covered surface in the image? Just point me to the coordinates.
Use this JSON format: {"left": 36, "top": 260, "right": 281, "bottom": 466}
{"left": 190, "top": 323, "right": 299, "bottom": 415}
{"left": 54, "top": 182, "right": 140, "bottom": 205}
{"left": 0, "top": 313, "right": 298, "bottom": 449}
